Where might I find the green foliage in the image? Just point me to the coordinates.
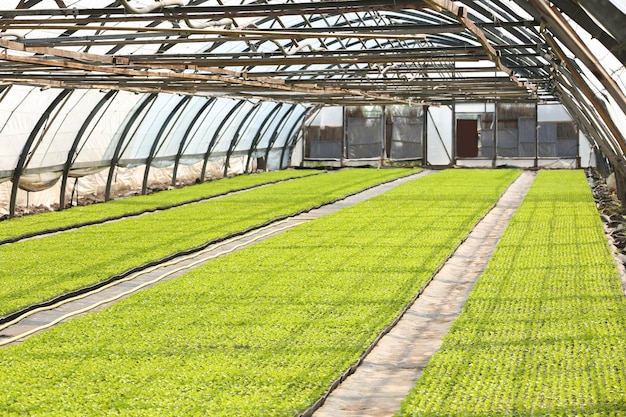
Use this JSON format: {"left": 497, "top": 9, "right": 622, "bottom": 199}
{"left": 0, "top": 168, "right": 414, "bottom": 317}
{"left": 397, "top": 170, "right": 626, "bottom": 417}
{"left": 0, "top": 169, "right": 519, "bottom": 416}
{"left": 0, "top": 170, "right": 320, "bottom": 242}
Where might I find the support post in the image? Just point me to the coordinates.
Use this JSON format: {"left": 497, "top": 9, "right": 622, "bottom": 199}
{"left": 451, "top": 100, "right": 457, "bottom": 165}
{"left": 105, "top": 93, "right": 157, "bottom": 201}
{"left": 493, "top": 102, "right": 498, "bottom": 168}
{"left": 534, "top": 101, "right": 539, "bottom": 168}
{"left": 60, "top": 90, "right": 116, "bottom": 209}
{"left": 422, "top": 105, "right": 428, "bottom": 166}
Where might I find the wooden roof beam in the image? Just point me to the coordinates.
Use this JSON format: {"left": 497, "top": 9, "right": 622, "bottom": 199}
{"left": 0, "top": 0, "right": 431, "bottom": 21}
{"left": 0, "top": 42, "right": 417, "bottom": 105}
{"left": 423, "top": 0, "right": 537, "bottom": 96}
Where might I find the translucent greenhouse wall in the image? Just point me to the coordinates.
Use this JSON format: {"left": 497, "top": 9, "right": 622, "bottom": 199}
{"left": 303, "top": 107, "right": 344, "bottom": 160}
{"left": 302, "top": 105, "right": 424, "bottom": 165}
{"left": 426, "top": 106, "right": 453, "bottom": 166}
{"left": 0, "top": 84, "right": 306, "bottom": 216}
{"left": 301, "top": 103, "right": 584, "bottom": 169}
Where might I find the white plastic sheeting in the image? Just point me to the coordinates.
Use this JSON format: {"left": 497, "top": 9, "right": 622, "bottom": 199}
{"left": 0, "top": 156, "right": 248, "bottom": 216}
{"left": 0, "top": 83, "right": 305, "bottom": 214}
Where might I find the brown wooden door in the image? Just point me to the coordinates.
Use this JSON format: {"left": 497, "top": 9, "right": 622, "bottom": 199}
{"left": 456, "top": 119, "right": 479, "bottom": 158}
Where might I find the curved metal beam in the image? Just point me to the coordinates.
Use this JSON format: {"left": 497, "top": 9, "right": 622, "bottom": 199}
{"left": 279, "top": 109, "right": 309, "bottom": 169}
{"left": 245, "top": 102, "right": 283, "bottom": 173}
{"left": 141, "top": 95, "right": 191, "bottom": 195}
{"left": 199, "top": 100, "right": 246, "bottom": 182}
{"left": 223, "top": 103, "right": 262, "bottom": 177}
{"left": 264, "top": 106, "right": 298, "bottom": 169}
{"left": 171, "top": 97, "right": 216, "bottom": 186}
{"left": 59, "top": 89, "right": 117, "bottom": 209}
{"left": 424, "top": 0, "right": 536, "bottom": 96}
{"left": 550, "top": 0, "right": 626, "bottom": 66}
{"left": 542, "top": 30, "right": 626, "bottom": 153}
{"left": 9, "top": 89, "right": 71, "bottom": 217}
{"left": 530, "top": 0, "right": 626, "bottom": 116}
{"left": 104, "top": 93, "right": 157, "bottom": 201}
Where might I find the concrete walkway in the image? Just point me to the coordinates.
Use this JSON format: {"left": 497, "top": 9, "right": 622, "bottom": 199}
{"left": 311, "top": 170, "right": 536, "bottom": 417}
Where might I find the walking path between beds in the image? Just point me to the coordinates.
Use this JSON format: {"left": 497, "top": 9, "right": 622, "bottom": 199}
{"left": 311, "top": 170, "right": 537, "bottom": 417}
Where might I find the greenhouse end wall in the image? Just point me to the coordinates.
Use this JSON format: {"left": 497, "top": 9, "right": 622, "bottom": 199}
{"left": 302, "top": 103, "right": 583, "bottom": 169}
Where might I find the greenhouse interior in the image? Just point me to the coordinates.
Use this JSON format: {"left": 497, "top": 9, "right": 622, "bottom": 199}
{"left": 1, "top": 0, "right": 626, "bottom": 416}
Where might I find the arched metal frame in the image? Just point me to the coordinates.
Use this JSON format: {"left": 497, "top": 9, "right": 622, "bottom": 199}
{"left": 104, "top": 93, "right": 158, "bottom": 201}
{"left": 264, "top": 106, "right": 299, "bottom": 169}
{"left": 171, "top": 97, "right": 217, "bottom": 186}
{"left": 200, "top": 100, "right": 247, "bottom": 182}
{"left": 0, "top": 0, "right": 624, "bottom": 212}
{"left": 141, "top": 95, "right": 192, "bottom": 194}
{"left": 9, "top": 89, "right": 71, "bottom": 217}
{"left": 59, "top": 89, "right": 117, "bottom": 209}
{"left": 279, "top": 110, "right": 310, "bottom": 169}
{"left": 223, "top": 102, "right": 263, "bottom": 177}
{"left": 244, "top": 103, "right": 283, "bottom": 173}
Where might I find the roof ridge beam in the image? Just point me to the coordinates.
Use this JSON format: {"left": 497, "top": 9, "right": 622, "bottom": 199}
{"left": 423, "top": 0, "right": 536, "bottom": 96}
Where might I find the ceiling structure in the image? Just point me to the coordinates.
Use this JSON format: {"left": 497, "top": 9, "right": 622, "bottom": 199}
{"left": 0, "top": 0, "right": 547, "bottom": 105}
{"left": 0, "top": 0, "right": 625, "bottom": 214}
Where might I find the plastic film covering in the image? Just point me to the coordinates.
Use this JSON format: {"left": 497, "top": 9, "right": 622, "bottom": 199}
{"left": 538, "top": 104, "right": 579, "bottom": 158}
{"left": 496, "top": 103, "right": 537, "bottom": 158}
{"left": 305, "top": 107, "right": 344, "bottom": 160}
{"left": 118, "top": 94, "right": 189, "bottom": 166}
{"left": 427, "top": 106, "right": 453, "bottom": 166}
{"left": 0, "top": 0, "right": 624, "bottom": 213}
{"left": 346, "top": 106, "right": 384, "bottom": 159}
{"left": 0, "top": 87, "right": 304, "bottom": 214}
{"left": 152, "top": 97, "right": 214, "bottom": 165}
{"left": 387, "top": 105, "right": 423, "bottom": 160}
{"left": 209, "top": 101, "right": 258, "bottom": 155}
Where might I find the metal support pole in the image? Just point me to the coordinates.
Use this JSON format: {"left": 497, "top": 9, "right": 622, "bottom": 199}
{"left": 142, "top": 95, "right": 191, "bottom": 195}
{"left": 534, "top": 101, "right": 539, "bottom": 168}
{"left": 172, "top": 98, "right": 215, "bottom": 186}
{"left": 105, "top": 93, "right": 157, "bottom": 201}
{"left": 279, "top": 111, "right": 308, "bottom": 169}
{"left": 451, "top": 100, "right": 457, "bottom": 165}
{"left": 380, "top": 105, "right": 386, "bottom": 168}
{"left": 224, "top": 103, "right": 261, "bottom": 177}
{"left": 245, "top": 103, "right": 282, "bottom": 173}
{"left": 342, "top": 106, "right": 347, "bottom": 166}
{"left": 422, "top": 105, "right": 428, "bottom": 166}
{"left": 200, "top": 100, "right": 245, "bottom": 182}
{"left": 493, "top": 102, "right": 498, "bottom": 168}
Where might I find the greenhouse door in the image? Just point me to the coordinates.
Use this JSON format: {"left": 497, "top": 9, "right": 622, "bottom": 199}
{"left": 456, "top": 119, "right": 479, "bottom": 158}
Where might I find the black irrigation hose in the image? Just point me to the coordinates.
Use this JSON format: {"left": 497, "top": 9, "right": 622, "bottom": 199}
{"left": 298, "top": 169, "right": 525, "bottom": 417}
{"left": 0, "top": 170, "right": 421, "bottom": 327}
{"left": 0, "top": 173, "right": 324, "bottom": 247}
